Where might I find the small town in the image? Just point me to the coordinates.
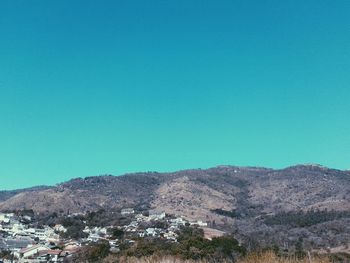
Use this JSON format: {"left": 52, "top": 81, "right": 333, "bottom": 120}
{"left": 0, "top": 209, "right": 210, "bottom": 263}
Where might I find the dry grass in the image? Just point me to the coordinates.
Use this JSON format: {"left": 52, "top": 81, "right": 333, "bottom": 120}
{"left": 239, "top": 251, "right": 331, "bottom": 263}
{"left": 104, "top": 255, "right": 209, "bottom": 263}
{"left": 103, "top": 251, "right": 333, "bottom": 263}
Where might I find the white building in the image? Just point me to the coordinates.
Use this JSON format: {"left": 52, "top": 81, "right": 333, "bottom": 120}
{"left": 190, "top": 220, "right": 208, "bottom": 227}
{"left": 170, "top": 217, "right": 187, "bottom": 226}
{"left": 0, "top": 213, "right": 10, "bottom": 223}
{"left": 121, "top": 208, "right": 135, "bottom": 215}
{"left": 148, "top": 210, "right": 166, "bottom": 220}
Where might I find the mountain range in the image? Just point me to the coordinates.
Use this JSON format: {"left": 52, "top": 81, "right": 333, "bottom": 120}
{"left": 1, "top": 164, "right": 349, "bottom": 252}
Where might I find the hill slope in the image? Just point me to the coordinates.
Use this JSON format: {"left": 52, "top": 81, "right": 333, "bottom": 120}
{"left": 0, "top": 165, "right": 349, "bottom": 216}
{"left": 1, "top": 164, "right": 349, "bottom": 251}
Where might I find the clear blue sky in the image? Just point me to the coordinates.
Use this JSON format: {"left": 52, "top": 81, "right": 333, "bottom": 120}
{"left": 1, "top": 1, "right": 350, "bottom": 189}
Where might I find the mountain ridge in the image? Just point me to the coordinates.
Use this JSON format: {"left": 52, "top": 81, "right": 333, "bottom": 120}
{"left": 0, "top": 164, "right": 349, "bottom": 214}
{"left": 0, "top": 163, "right": 344, "bottom": 193}
{"left": 1, "top": 164, "right": 349, "bottom": 250}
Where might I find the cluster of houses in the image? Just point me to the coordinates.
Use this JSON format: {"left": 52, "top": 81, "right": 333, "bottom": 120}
{"left": 123, "top": 209, "right": 181, "bottom": 242}
{"left": 79, "top": 209, "right": 192, "bottom": 248}
{"left": 0, "top": 212, "right": 79, "bottom": 262}
{"left": 0, "top": 209, "right": 209, "bottom": 262}
{"left": 121, "top": 209, "right": 207, "bottom": 242}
